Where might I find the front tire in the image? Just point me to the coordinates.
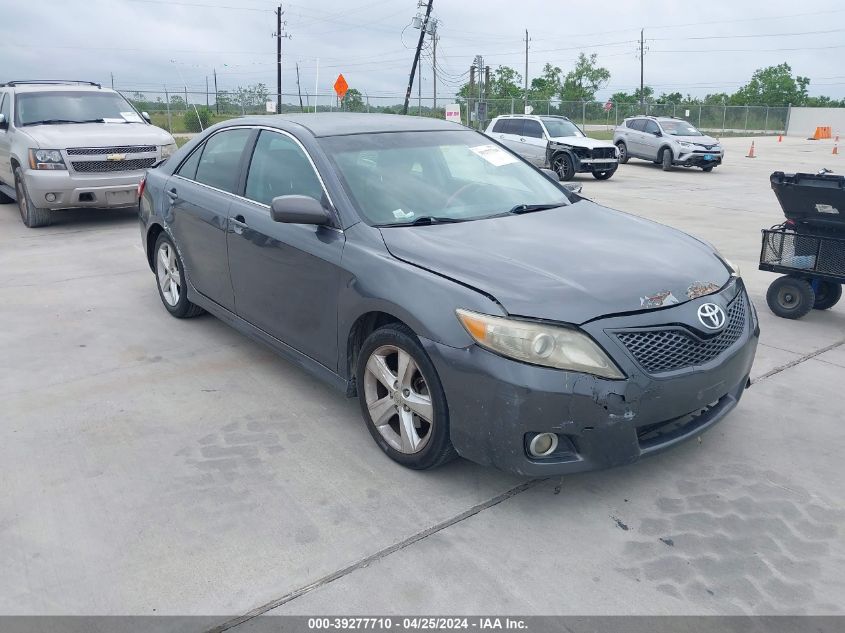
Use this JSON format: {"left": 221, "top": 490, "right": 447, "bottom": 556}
{"left": 813, "top": 280, "right": 842, "bottom": 310}
{"left": 615, "top": 142, "right": 629, "bottom": 164}
{"left": 552, "top": 153, "right": 575, "bottom": 181}
{"left": 766, "top": 275, "right": 815, "bottom": 320}
{"left": 14, "top": 167, "right": 52, "bottom": 228}
{"left": 702, "top": 165, "right": 715, "bottom": 172}
{"left": 153, "top": 232, "right": 204, "bottom": 318}
{"left": 660, "top": 148, "right": 673, "bottom": 171}
{"left": 356, "top": 323, "right": 456, "bottom": 470}
{"left": 593, "top": 166, "right": 617, "bottom": 180}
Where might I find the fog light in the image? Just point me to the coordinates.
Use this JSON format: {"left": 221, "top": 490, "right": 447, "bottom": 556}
{"left": 528, "top": 432, "right": 558, "bottom": 458}
{"left": 45, "top": 193, "right": 57, "bottom": 202}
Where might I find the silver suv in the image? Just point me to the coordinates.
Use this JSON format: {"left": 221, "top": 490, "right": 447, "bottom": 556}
{"left": 613, "top": 116, "right": 724, "bottom": 172}
{"left": 0, "top": 80, "right": 176, "bottom": 227}
{"left": 485, "top": 114, "right": 619, "bottom": 180}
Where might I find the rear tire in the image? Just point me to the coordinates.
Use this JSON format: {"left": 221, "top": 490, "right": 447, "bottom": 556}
{"left": 661, "top": 148, "right": 673, "bottom": 171}
{"left": 813, "top": 280, "right": 842, "bottom": 310}
{"left": 356, "top": 323, "right": 457, "bottom": 470}
{"left": 153, "top": 232, "right": 205, "bottom": 318}
{"left": 615, "top": 142, "right": 628, "bottom": 164}
{"left": 14, "top": 167, "right": 52, "bottom": 228}
{"left": 766, "top": 275, "right": 815, "bottom": 320}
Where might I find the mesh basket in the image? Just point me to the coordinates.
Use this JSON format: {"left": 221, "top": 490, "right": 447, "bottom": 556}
{"left": 760, "top": 229, "right": 845, "bottom": 278}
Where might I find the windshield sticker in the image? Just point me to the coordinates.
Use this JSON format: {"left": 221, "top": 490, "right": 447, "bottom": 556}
{"left": 392, "top": 209, "right": 414, "bottom": 220}
{"left": 640, "top": 290, "right": 680, "bottom": 309}
{"left": 687, "top": 281, "right": 721, "bottom": 300}
{"left": 470, "top": 144, "right": 519, "bottom": 167}
{"left": 103, "top": 117, "right": 126, "bottom": 124}
{"left": 120, "top": 111, "right": 143, "bottom": 123}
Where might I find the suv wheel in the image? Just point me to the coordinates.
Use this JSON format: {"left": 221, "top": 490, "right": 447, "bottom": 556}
{"left": 14, "top": 167, "right": 52, "bottom": 228}
{"left": 593, "top": 166, "right": 616, "bottom": 180}
{"left": 766, "top": 275, "right": 815, "bottom": 320}
{"left": 153, "top": 232, "right": 205, "bottom": 318}
{"left": 660, "top": 148, "right": 673, "bottom": 171}
{"left": 615, "top": 142, "right": 628, "bottom": 164}
{"left": 357, "top": 323, "right": 457, "bottom": 470}
{"left": 552, "top": 153, "right": 575, "bottom": 181}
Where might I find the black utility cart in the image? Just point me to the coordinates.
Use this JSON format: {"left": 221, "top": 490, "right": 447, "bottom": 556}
{"left": 760, "top": 170, "right": 845, "bottom": 319}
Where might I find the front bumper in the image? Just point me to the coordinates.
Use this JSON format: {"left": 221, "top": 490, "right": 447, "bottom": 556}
{"left": 422, "top": 281, "right": 758, "bottom": 477}
{"left": 676, "top": 150, "right": 724, "bottom": 168}
{"left": 23, "top": 168, "right": 142, "bottom": 210}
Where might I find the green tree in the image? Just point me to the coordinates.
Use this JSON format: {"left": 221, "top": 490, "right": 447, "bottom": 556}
{"left": 732, "top": 63, "right": 809, "bottom": 106}
{"left": 561, "top": 53, "right": 610, "bottom": 102}
{"left": 344, "top": 88, "right": 366, "bottom": 112}
{"left": 657, "top": 92, "right": 683, "bottom": 104}
{"left": 488, "top": 65, "right": 523, "bottom": 99}
{"left": 610, "top": 91, "right": 637, "bottom": 104}
{"left": 529, "top": 63, "right": 563, "bottom": 101}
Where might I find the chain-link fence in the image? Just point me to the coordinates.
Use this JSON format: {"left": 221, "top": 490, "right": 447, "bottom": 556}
{"left": 119, "top": 88, "right": 793, "bottom": 136}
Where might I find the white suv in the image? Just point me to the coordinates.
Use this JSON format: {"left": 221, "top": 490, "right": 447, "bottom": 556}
{"left": 0, "top": 80, "right": 176, "bottom": 227}
{"left": 485, "top": 114, "right": 619, "bottom": 180}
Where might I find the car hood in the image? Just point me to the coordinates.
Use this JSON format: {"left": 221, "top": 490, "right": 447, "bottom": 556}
{"left": 549, "top": 136, "right": 616, "bottom": 150}
{"left": 21, "top": 123, "right": 174, "bottom": 149}
{"left": 670, "top": 134, "right": 720, "bottom": 146}
{"left": 379, "top": 200, "right": 730, "bottom": 324}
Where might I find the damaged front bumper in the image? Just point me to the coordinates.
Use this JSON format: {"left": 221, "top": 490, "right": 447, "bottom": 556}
{"left": 421, "top": 282, "right": 759, "bottom": 477}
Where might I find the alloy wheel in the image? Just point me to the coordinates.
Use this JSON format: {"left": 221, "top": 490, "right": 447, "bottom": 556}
{"left": 156, "top": 242, "right": 182, "bottom": 307}
{"left": 363, "top": 344, "right": 434, "bottom": 454}
{"left": 553, "top": 155, "right": 572, "bottom": 180}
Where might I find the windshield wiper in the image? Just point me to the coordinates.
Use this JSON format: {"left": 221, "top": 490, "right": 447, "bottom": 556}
{"left": 508, "top": 203, "right": 564, "bottom": 215}
{"left": 380, "top": 216, "right": 464, "bottom": 227}
{"left": 22, "top": 118, "right": 106, "bottom": 126}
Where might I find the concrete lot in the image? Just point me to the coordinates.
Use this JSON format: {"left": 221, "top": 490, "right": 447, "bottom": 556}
{"left": 1, "top": 135, "right": 843, "bottom": 625}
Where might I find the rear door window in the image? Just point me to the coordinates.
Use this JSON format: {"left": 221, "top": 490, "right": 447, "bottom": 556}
{"left": 491, "top": 119, "right": 507, "bottom": 133}
{"left": 523, "top": 120, "right": 544, "bottom": 139}
{"left": 194, "top": 128, "right": 253, "bottom": 194}
{"left": 628, "top": 119, "right": 645, "bottom": 131}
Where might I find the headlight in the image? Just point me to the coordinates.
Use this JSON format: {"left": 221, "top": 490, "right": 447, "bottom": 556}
{"left": 456, "top": 309, "right": 625, "bottom": 379}
{"left": 678, "top": 141, "right": 694, "bottom": 148}
{"left": 717, "top": 253, "right": 741, "bottom": 278}
{"left": 160, "top": 142, "right": 178, "bottom": 159}
{"left": 29, "top": 148, "right": 66, "bottom": 170}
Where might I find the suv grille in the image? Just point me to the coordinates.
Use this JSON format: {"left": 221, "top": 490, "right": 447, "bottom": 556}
{"left": 615, "top": 294, "right": 747, "bottom": 374}
{"left": 71, "top": 157, "right": 156, "bottom": 173}
{"left": 590, "top": 147, "right": 617, "bottom": 159}
{"left": 67, "top": 145, "right": 156, "bottom": 156}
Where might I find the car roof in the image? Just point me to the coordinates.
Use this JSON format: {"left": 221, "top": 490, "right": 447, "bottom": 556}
{"left": 220, "top": 113, "right": 467, "bottom": 138}
{"left": 492, "top": 114, "right": 571, "bottom": 121}
{"left": 2, "top": 83, "right": 113, "bottom": 94}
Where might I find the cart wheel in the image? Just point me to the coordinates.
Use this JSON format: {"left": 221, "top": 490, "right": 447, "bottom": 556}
{"left": 813, "top": 281, "right": 842, "bottom": 310}
{"left": 766, "top": 276, "right": 815, "bottom": 319}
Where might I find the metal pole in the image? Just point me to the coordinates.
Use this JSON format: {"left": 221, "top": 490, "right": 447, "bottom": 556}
{"left": 582, "top": 101, "right": 586, "bottom": 130}
{"left": 432, "top": 33, "right": 437, "bottom": 112}
{"left": 698, "top": 105, "right": 702, "bottom": 128}
{"left": 764, "top": 106, "right": 769, "bottom": 133}
{"left": 276, "top": 4, "right": 282, "bottom": 114}
{"left": 296, "top": 63, "right": 304, "bottom": 112}
{"left": 206, "top": 76, "right": 209, "bottom": 109}
{"left": 164, "top": 86, "right": 171, "bottom": 132}
{"left": 744, "top": 106, "right": 749, "bottom": 132}
{"left": 418, "top": 65, "right": 422, "bottom": 116}
{"left": 639, "top": 28, "right": 644, "bottom": 112}
{"left": 722, "top": 104, "right": 727, "bottom": 135}
{"left": 511, "top": 97, "right": 514, "bottom": 115}
{"left": 524, "top": 29, "right": 529, "bottom": 114}
{"left": 184, "top": 86, "right": 188, "bottom": 111}
{"left": 213, "top": 68, "right": 218, "bottom": 114}
{"left": 315, "top": 58, "right": 319, "bottom": 113}
{"left": 403, "top": 0, "right": 433, "bottom": 115}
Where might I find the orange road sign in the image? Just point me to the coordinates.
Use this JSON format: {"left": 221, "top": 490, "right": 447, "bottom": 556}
{"left": 334, "top": 74, "right": 348, "bottom": 100}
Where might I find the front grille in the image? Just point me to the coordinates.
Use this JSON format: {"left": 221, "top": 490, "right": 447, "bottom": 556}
{"left": 590, "top": 147, "right": 617, "bottom": 159}
{"left": 71, "top": 157, "right": 156, "bottom": 173}
{"left": 67, "top": 145, "right": 156, "bottom": 155}
{"left": 615, "top": 294, "right": 747, "bottom": 374}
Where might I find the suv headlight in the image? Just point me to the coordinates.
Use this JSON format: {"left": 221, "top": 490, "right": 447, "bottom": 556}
{"left": 456, "top": 309, "right": 625, "bottom": 379}
{"left": 160, "top": 142, "right": 178, "bottom": 159}
{"left": 720, "top": 255, "right": 741, "bottom": 278}
{"left": 29, "top": 149, "right": 67, "bottom": 170}
{"left": 677, "top": 141, "right": 694, "bottom": 148}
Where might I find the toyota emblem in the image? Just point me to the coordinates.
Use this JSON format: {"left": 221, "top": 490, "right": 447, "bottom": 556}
{"left": 697, "top": 303, "right": 726, "bottom": 330}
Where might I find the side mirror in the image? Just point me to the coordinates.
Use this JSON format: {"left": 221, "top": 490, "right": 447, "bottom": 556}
{"left": 540, "top": 168, "right": 560, "bottom": 182}
{"left": 270, "top": 195, "right": 332, "bottom": 225}
{"left": 141, "top": 111, "right": 151, "bottom": 124}
{"left": 653, "top": 130, "right": 662, "bottom": 137}
{"left": 0, "top": 113, "right": 7, "bottom": 129}
{"left": 562, "top": 182, "right": 583, "bottom": 195}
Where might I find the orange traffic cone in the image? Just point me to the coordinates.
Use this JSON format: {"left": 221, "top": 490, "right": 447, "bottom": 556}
{"left": 778, "top": 134, "right": 783, "bottom": 142}
{"left": 834, "top": 143, "right": 839, "bottom": 155}
{"left": 746, "top": 141, "right": 756, "bottom": 158}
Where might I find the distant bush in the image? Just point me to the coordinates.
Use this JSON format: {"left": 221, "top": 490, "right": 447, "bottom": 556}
{"left": 184, "top": 107, "right": 212, "bottom": 133}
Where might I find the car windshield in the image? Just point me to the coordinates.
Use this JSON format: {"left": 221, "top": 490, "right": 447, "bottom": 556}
{"left": 541, "top": 118, "right": 585, "bottom": 138}
{"left": 659, "top": 120, "right": 704, "bottom": 137}
{"left": 15, "top": 90, "right": 142, "bottom": 126}
{"left": 319, "top": 130, "right": 570, "bottom": 227}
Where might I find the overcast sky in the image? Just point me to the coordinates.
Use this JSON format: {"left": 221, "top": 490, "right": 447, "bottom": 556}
{"left": 3, "top": 0, "right": 845, "bottom": 105}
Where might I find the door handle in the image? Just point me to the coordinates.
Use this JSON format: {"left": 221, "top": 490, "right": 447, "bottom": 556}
{"left": 167, "top": 187, "right": 178, "bottom": 200}
{"left": 232, "top": 214, "right": 247, "bottom": 225}
{"left": 519, "top": 137, "right": 526, "bottom": 142}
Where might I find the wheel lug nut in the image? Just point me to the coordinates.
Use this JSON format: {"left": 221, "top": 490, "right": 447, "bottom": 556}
{"left": 403, "top": 389, "right": 410, "bottom": 397}
{"left": 403, "top": 405, "right": 410, "bottom": 412}
{"left": 393, "top": 381, "right": 399, "bottom": 389}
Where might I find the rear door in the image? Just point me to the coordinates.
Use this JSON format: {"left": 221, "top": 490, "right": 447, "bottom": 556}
{"left": 519, "top": 119, "right": 548, "bottom": 166}
{"left": 226, "top": 129, "right": 345, "bottom": 371}
{"left": 624, "top": 119, "right": 646, "bottom": 157}
{"left": 166, "top": 127, "right": 254, "bottom": 311}
{"left": 495, "top": 118, "right": 525, "bottom": 157}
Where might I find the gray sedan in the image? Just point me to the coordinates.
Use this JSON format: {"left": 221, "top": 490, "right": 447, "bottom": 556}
{"left": 139, "top": 113, "right": 758, "bottom": 476}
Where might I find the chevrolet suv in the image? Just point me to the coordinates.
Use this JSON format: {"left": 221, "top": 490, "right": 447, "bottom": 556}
{"left": 613, "top": 116, "right": 724, "bottom": 172}
{"left": 485, "top": 115, "right": 619, "bottom": 180}
{"left": 0, "top": 80, "right": 177, "bottom": 227}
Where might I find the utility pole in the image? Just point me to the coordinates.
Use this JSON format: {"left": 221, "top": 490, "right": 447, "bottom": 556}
{"left": 418, "top": 66, "right": 422, "bottom": 115}
{"left": 524, "top": 30, "right": 529, "bottom": 114}
{"left": 205, "top": 76, "right": 209, "bottom": 109}
{"left": 110, "top": 72, "right": 114, "bottom": 89}
{"left": 639, "top": 28, "right": 645, "bottom": 112}
{"left": 432, "top": 30, "right": 438, "bottom": 112}
{"left": 403, "top": 0, "right": 433, "bottom": 115}
{"left": 469, "top": 63, "right": 475, "bottom": 127}
{"left": 213, "top": 68, "right": 218, "bottom": 114}
{"left": 296, "top": 62, "right": 304, "bottom": 112}
{"left": 476, "top": 55, "right": 484, "bottom": 130}
{"left": 275, "top": 5, "right": 291, "bottom": 114}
